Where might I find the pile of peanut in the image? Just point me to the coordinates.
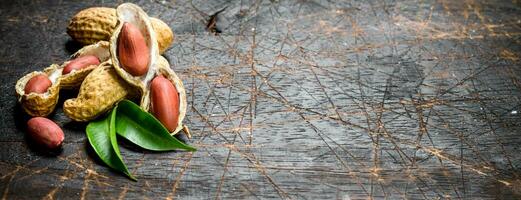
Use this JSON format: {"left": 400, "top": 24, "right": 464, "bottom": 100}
{"left": 15, "top": 3, "right": 186, "bottom": 149}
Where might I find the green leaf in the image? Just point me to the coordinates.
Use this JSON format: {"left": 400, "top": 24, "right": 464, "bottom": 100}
{"left": 86, "top": 106, "right": 136, "bottom": 181}
{"left": 115, "top": 100, "right": 197, "bottom": 152}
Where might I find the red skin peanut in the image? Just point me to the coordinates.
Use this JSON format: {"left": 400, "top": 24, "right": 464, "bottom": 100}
{"left": 62, "top": 55, "right": 100, "bottom": 75}
{"left": 118, "top": 22, "right": 150, "bottom": 76}
{"left": 27, "top": 117, "right": 64, "bottom": 149}
{"left": 150, "top": 75, "right": 180, "bottom": 132}
{"left": 24, "top": 74, "right": 52, "bottom": 94}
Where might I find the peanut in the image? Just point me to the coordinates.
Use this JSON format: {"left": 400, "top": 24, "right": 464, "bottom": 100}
{"left": 27, "top": 117, "right": 64, "bottom": 149}
{"left": 117, "top": 22, "right": 150, "bottom": 76}
{"left": 24, "top": 74, "right": 52, "bottom": 94}
{"left": 62, "top": 55, "right": 100, "bottom": 75}
{"left": 150, "top": 75, "right": 179, "bottom": 132}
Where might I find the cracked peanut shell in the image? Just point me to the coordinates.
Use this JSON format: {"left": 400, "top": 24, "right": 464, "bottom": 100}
{"left": 140, "top": 56, "right": 187, "bottom": 134}
{"left": 110, "top": 3, "right": 187, "bottom": 134}
{"left": 110, "top": 3, "right": 160, "bottom": 94}
{"left": 60, "top": 41, "right": 110, "bottom": 89}
{"left": 63, "top": 61, "right": 136, "bottom": 122}
{"left": 15, "top": 65, "right": 62, "bottom": 117}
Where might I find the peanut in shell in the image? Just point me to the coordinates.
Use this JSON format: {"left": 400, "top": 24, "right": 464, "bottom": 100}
{"left": 63, "top": 61, "right": 136, "bottom": 122}
{"left": 110, "top": 3, "right": 187, "bottom": 135}
{"left": 110, "top": 3, "right": 159, "bottom": 94}
{"left": 60, "top": 41, "right": 110, "bottom": 89}
{"left": 15, "top": 65, "right": 62, "bottom": 117}
{"left": 14, "top": 41, "right": 110, "bottom": 117}
{"left": 140, "top": 56, "right": 187, "bottom": 135}
{"left": 67, "top": 7, "right": 173, "bottom": 54}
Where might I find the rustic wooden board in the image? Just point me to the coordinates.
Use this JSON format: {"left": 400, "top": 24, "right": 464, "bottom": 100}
{"left": 1, "top": 0, "right": 520, "bottom": 199}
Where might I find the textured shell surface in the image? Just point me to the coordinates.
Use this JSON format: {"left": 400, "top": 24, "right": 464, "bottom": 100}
{"left": 110, "top": 3, "right": 159, "bottom": 94}
{"left": 68, "top": 7, "right": 172, "bottom": 54}
{"left": 67, "top": 7, "right": 117, "bottom": 45}
{"left": 150, "top": 17, "right": 174, "bottom": 54}
{"left": 15, "top": 65, "right": 62, "bottom": 116}
{"left": 63, "top": 61, "right": 134, "bottom": 122}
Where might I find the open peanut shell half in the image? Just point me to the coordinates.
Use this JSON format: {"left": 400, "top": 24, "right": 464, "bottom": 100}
{"left": 140, "top": 56, "right": 187, "bottom": 135}
{"left": 15, "top": 65, "right": 62, "bottom": 117}
{"left": 60, "top": 41, "right": 111, "bottom": 89}
{"left": 109, "top": 2, "right": 159, "bottom": 94}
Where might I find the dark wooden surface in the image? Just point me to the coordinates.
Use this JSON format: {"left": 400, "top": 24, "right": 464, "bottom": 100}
{"left": 1, "top": 0, "right": 521, "bottom": 199}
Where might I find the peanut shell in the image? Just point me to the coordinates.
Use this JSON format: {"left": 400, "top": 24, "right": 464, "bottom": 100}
{"left": 140, "top": 56, "right": 187, "bottom": 134}
{"left": 150, "top": 17, "right": 174, "bottom": 55}
{"left": 110, "top": 3, "right": 187, "bottom": 135}
{"left": 110, "top": 3, "right": 160, "bottom": 94}
{"left": 63, "top": 61, "right": 135, "bottom": 122}
{"left": 67, "top": 7, "right": 173, "bottom": 53}
{"left": 60, "top": 41, "right": 110, "bottom": 89}
{"left": 15, "top": 65, "right": 62, "bottom": 117}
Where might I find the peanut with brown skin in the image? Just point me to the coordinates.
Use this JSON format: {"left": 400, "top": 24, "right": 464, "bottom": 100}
{"left": 27, "top": 117, "right": 64, "bottom": 149}
{"left": 62, "top": 55, "right": 100, "bottom": 75}
{"left": 150, "top": 75, "right": 179, "bottom": 132}
{"left": 118, "top": 22, "right": 149, "bottom": 76}
{"left": 24, "top": 74, "right": 52, "bottom": 94}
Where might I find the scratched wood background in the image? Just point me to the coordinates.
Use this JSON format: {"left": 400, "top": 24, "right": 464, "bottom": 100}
{"left": 1, "top": 0, "right": 521, "bottom": 199}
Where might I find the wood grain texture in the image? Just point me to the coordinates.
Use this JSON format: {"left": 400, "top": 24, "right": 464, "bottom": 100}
{"left": 1, "top": 0, "right": 521, "bottom": 199}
